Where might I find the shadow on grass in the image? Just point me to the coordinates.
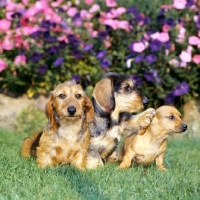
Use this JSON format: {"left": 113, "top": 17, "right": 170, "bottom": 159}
{"left": 55, "top": 166, "right": 109, "bottom": 200}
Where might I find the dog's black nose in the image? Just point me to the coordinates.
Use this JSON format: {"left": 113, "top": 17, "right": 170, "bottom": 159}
{"left": 182, "top": 124, "right": 187, "bottom": 131}
{"left": 67, "top": 106, "right": 76, "bottom": 115}
{"left": 142, "top": 98, "right": 149, "bottom": 107}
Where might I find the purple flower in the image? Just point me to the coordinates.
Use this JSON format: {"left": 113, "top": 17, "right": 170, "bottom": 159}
{"left": 164, "top": 18, "right": 175, "bottom": 27}
{"left": 68, "top": 34, "right": 80, "bottom": 46}
{"left": 83, "top": 44, "right": 93, "bottom": 51}
{"left": 134, "top": 53, "right": 145, "bottom": 63}
{"left": 48, "top": 46, "right": 59, "bottom": 54}
{"left": 72, "top": 74, "right": 81, "bottom": 82}
{"left": 165, "top": 93, "right": 175, "bottom": 104}
{"left": 145, "top": 54, "right": 157, "bottom": 63}
{"left": 38, "top": 64, "right": 48, "bottom": 75}
{"left": 100, "top": 58, "right": 111, "bottom": 69}
{"left": 53, "top": 57, "right": 64, "bottom": 67}
{"left": 173, "top": 82, "right": 190, "bottom": 96}
{"left": 72, "top": 49, "right": 82, "bottom": 59}
{"left": 30, "top": 30, "right": 43, "bottom": 38}
{"left": 149, "top": 40, "right": 162, "bottom": 52}
{"left": 11, "top": 12, "right": 22, "bottom": 19}
{"left": 127, "top": 7, "right": 140, "bottom": 17}
{"left": 130, "top": 74, "right": 143, "bottom": 86}
{"left": 59, "top": 41, "right": 67, "bottom": 49}
{"left": 73, "top": 13, "right": 82, "bottom": 27}
{"left": 43, "top": 31, "right": 50, "bottom": 38}
{"left": 46, "top": 36, "right": 57, "bottom": 43}
{"left": 186, "top": 0, "right": 194, "bottom": 7}
{"left": 31, "top": 52, "right": 42, "bottom": 62}
{"left": 96, "top": 50, "right": 107, "bottom": 59}
{"left": 41, "top": 20, "right": 51, "bottom": 29}
{"left": 144, "top": 70, "right": 161, "bottom": 83}
{"left": 0, "top": 0, "right": 6, "bottom": 7}
{"left": 164, "top": 41, "right": 171, "bottom": 50}
{"left": 97, "top": 31, "right": 108, "bottom": 40}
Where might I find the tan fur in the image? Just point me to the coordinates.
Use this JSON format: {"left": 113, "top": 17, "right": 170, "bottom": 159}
{"left": 118, "top": 105, "right": 187, "bottom": 171}
{"left": 21, "top": 81, "right": 94, "bottom": 170}
{"left": 86, "top": 73, "right": 155, "bottom": 169}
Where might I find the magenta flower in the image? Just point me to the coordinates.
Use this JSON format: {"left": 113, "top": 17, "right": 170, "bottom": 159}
{"left": 67, "top": 7, "right": 78, "bottom": 17}
{"left": 179, "top": 51, "right": 192, "bottom": 62}
{"left": 106, "top": 0, "right": 117, "bottom": 7}
{"left": 2, "top": 37, "right": 14, "bottom": 50}
{"left": 157, "top": 32, "right": 169, "bottom": 43}
{"left": 84, "top": 0, "right": 94, "bottom": 5}
{"left": 173, "top": 0, "right": 187, "bottom": 10}
{"left": 0, "top": 58, "right": 8, "bottom": 72}
{"left": 192, "top": 55, "right": 200, "bottom": 64}
{"left": 0, "top": 19, "right": 11, "bottom": 32}
{"left": 14, "top": 55, "right": 26, "bottom": 66}
{"left": 188, "top": 36, "right": 200, "bottom": 46}
{"left": 132, "top": 42, "right": 145, "bottom": 53}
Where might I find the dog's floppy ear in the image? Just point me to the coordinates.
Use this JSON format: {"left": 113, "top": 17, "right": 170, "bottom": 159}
{"left": 45, "top": 93, "right": 54, "bottom": 127}
{"left": 85, "top": 96, "right": 94, "bottom": 123}
{"left": 92, "top": 77, "right": 115, "bottom": 113}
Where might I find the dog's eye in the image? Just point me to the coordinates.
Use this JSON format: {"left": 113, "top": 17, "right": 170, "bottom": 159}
{"left": 58, "top": 94, "right": 66, "bottom": 99}
{"left": 75, "top": 94, "right": 82, "bottom": 99}
{"left": 124, "top": 86, "right": 132, "bottom": 92}
{"left": 168, "top": 116, "right": 174, "bottom": 120}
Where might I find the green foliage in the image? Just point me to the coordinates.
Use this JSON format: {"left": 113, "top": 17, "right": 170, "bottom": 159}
{"left": 15, "top": 106, "right": 47, "bottom": 135}
{"left": 0, "top": 129, "right": 200, "bottom": 200}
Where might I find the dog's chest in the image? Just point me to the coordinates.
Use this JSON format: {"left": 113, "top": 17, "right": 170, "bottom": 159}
{"left": 133, "top": 141, "right": 163, "bottom": 165}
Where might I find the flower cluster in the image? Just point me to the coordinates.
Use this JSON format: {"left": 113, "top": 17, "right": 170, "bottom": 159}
{"left": 0, "top": 0, "right": 199, "bottom": 108}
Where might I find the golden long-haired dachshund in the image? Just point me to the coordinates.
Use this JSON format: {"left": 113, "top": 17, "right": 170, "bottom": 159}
{"left": 118, "top": 105, "right": 187, "bottom": 171}
{"left": 21, "top": 81, "right": 94, "bottom": 170}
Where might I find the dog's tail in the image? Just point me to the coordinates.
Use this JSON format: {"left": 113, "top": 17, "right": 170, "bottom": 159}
{"left": 21, "top": 132, "right": 43, "bottom": 157}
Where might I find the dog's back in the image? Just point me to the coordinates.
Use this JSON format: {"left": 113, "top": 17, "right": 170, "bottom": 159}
{"left": 21, "top": 132, "right": 43, "bottom": 157}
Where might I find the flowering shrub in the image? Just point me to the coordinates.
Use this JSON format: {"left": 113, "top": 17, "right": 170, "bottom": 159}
{"left": 0, "top": 0, "right": 199, "bottom": 108}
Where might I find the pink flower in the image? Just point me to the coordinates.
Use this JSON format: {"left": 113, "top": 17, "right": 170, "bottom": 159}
{"left": 0, "top": 19, "right": 11, "bottom": 32}
{"left": 22, "top": 0, "right": 29, "bottom": 6}
{"left": 180, "top": 61, "right": 186, "bottom": 68}
{"left": 117, "top": 20, "right": 130, "bottom": 31}
{"left": 162, "top": 24, "right": 169, "bottom": 32}
{"left": 116, "top": 7, "right": 126, "bottom": 16}
{"left": 106, "top": 0, "right": 117, "bottom": 7}
{"left": 132, "top": 42, "right": 145, "bottom": 53}
{"left": 157, "top": 32, "right": 169, "bottom": 43}
{"left": 104, "top": 40, "right": 112, "bottom": 48}
{"left": 80, "top": 10, "right": 88, "bottom": 19}
{"left": 103, "top": 19, "right": 118, "bottom": 30}
{"left": 85, "top": 0, "right": 94, "bottom": 5}
{"left": 89, "top": 4, "right": 100, "bottom": 13}
{"left": 0, "top": 59, "right": 8, "bottom": 72}
{"left": 14, "top": 55, "right": 26, "bottom": 66}
{"left": 192, "top": 54, "right": 200, "bottom": 64}
{"left": 173, "top": 0, "right": 187, "bottom": 10}
{"left": 179, "top": 51, "right": 192, "bottom": 62}
{"left": 67, "top": 7, "right": 78, "bottom": 17}
{"left": 6, "top": 2, "right": 17, "bottom": 11}
{"left": 188, "top": 36, "right": 200, "bottom": 46}
{"left": 2, "top": 37, "right": 14, "bottom": 50}
{"left": 51, "top": 0, "right": 64, "bottom": 7}
{"left": 169, "top": 59, "right": 180, "bottom": 67}
{"left": 198, "top": 31, "right": 200, "bottom": 38}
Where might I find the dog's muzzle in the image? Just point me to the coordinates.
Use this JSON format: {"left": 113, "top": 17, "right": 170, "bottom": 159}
{"left": 67, "top": 106, "right": 76, "bottom": 115}
{"left": 181, "top": 124, "right": 187, "bottom": 132}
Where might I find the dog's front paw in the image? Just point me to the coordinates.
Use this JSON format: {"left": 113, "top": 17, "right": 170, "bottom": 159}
{"left": 138, "top": 108, "right": 155, "bottom": 129}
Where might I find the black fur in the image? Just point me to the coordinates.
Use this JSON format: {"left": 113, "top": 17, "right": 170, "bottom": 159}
{"left": 30, "top": 132, "right": 43, "bottom": 157}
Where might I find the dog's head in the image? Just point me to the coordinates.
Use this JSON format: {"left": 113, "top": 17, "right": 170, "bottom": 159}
{"left": 153, "top": 105, "right": 187, "bottom": 134}
{"left": 92, "top": 72, "right": 148, "bottom": 116}
{"left": 46, "top": 80, "right": 94, "bottom": 127}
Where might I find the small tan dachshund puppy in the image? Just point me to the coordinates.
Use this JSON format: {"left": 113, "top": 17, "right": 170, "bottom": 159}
{"left": 21, "top": 81, "right": 94, "bottom": 170}
{"left": 118, "top": 105, "right": 187, "bottom": 171}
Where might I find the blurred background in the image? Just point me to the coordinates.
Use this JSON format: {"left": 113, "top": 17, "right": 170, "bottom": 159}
{"left": 0, "top": 0, "right": 199, "bottom": 135}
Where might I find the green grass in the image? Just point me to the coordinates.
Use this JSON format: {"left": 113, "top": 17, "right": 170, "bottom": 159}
{"left": 0, "top": 129, "right": 200, "bottom": 200}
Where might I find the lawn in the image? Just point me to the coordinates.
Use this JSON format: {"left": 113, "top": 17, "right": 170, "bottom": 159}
{"left": 0, "top": 128, "right": 199, "bottom": 200}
